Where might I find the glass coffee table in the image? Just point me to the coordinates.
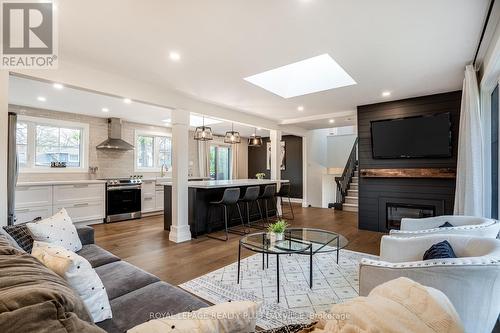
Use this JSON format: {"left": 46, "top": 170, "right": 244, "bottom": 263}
{"left": 237, "top": 228, "right": 348, "bottom": 303}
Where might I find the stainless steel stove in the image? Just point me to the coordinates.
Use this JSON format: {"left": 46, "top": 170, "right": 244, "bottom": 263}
{"left": 102, "top": 177, "right": 142, "bottom": 223}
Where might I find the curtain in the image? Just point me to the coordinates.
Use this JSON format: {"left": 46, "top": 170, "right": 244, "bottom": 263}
{"left": 198, "top": 141, "right": 210, "bottom": 178}
{"left": 231, "top": 143, "right": 239, "bottom": 179}
{"left": 454, "top": 65, "right": 484, "bottom": 216}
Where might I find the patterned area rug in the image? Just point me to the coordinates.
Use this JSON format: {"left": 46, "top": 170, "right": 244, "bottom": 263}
{"left": 179, "top": 249, "right": 378, "bottom": 330}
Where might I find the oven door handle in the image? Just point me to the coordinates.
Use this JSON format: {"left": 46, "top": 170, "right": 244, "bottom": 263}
{"left": 107, "top": 185, "right": 142, "bottom": 191}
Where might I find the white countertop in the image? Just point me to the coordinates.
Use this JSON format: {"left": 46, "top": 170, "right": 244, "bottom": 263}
{"left": 17, "top": 179, "right": 107, "bottom": 187}
{"left": 162, "top": 179, "right": 289, "bottom": 189}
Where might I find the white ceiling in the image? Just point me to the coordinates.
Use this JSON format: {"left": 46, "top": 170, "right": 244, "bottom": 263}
{"left": 53, "top": 0, "right": 489, "bottom": 129}
{"left": 8, "top": 76, "right": 270, "bottom": 138}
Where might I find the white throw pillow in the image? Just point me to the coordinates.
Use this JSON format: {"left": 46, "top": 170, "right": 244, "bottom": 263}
{"left": 27, "top": 208, "right": 82, "bottom": 252}
{"left": 128, "top": 301, "right": 260, "bottom": 333}
{"left": 32, "top": 241, "right": 112, "bottom": 323}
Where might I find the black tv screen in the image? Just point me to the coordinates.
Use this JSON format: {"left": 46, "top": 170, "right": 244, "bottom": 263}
{"left": 371, "top": 113, "right": 452, "bottom": 159}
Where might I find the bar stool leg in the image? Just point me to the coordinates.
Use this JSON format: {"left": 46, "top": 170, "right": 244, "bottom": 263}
{"left": 288, "top": 195, "right": 295, "bottom": 220}
{"left": 207, "top": 204, "right": 229, "bottom": 241}
{"left": 235, "top": 203, "right": 247, "bottom": 233}
{"left": 256, "top": 200, "right": 265, "bottom": 228}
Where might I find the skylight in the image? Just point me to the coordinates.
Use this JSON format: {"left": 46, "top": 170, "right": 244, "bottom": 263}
{"left": 244, "top": 54, "right": 356, "bottom": 98}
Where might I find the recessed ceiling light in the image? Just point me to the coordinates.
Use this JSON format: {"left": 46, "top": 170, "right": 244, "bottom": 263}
{"left": 257, "top": 127, "right": 262, "bottom": 130}
{"left": 382, "top": 91, "right": 391, "bottom": 97}
{"left": 297, "top": 106, "right": 305, "bottom": 111}
{"left": 329, "top": 119, "right": 335, "bottom": 124}
{"left": 123, "top": 98, "right": 132, "bottom": 104}
{"left": 53, "top": 83, "right": 64, "bottom": 90}
{"left": 169, "top": 51, "right": 181, "bottom": 61}
{"left": 244, "top": 54, "right": 356, "bottom": 98}
{"left": 101, "top": 108, "right": 109, "bottom": 113}
{"left": 37, "top": 96, "right": 46, "bottom": 102}
{"left": 162, "top": 119, "right": 171, "bottom": 123}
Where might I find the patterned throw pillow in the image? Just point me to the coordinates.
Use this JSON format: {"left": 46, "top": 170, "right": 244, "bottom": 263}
{"left": 2, "top": 223, "right": 34, "bottom": 252}
{"left": 31, "top": 241, "right": 112, "bottom": 323}
{"left": 438, "top": 222, "right": 454, "bottom": 228}
{"left": 423, "top": 240, "right": 457, "bottom": 260}
{"left": 26, "top": 208, "right": 82, "bottom": 252}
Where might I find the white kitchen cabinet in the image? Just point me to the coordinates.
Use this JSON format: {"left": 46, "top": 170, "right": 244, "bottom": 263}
{"left": 155, "top": 188, "right": 164, "bottom": 211}
{"left": 15, "top": 182, "right": 106, "bottom": 225}
{"left": 54, "top": 201, "right": 105, "bottom": 223}
{"left": 141, "top": 180, "right": 157, "bottom": 213}
{"left": 14, "top": 205, "right": 53, "bottom": 224}
{"left": 53, "top": 184, "right": 105, "bottom": 205}
{"left": 15, "top": 186, "right": 53, "bottom": 209}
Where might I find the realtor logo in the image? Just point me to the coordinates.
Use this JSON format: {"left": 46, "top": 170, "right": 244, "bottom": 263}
{"left": 1, "top": 0, "right": 58, "bottom": 68}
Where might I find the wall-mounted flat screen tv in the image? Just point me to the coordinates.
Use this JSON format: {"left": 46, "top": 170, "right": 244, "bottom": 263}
{"left": 370, "top": 113, "right": 452, "bottom": 159}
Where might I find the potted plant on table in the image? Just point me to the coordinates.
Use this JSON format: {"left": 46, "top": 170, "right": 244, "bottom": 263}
{"left": 267, "top": 219, "right": 289, "bottom": 241}
{"left": 256, "top": 172, "right": 266, "bottom": 180}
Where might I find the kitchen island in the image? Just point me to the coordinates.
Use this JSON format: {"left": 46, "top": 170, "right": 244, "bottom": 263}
{"left": 163, "top": 179, "right": 289, "bottom": 237}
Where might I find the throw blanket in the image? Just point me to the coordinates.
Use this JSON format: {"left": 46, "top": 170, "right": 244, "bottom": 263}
{"left": 0, "top": 236, "right": 105, "bottom": 333}
{"left": 310, "top": 277, "right": 464, "bottom": 333}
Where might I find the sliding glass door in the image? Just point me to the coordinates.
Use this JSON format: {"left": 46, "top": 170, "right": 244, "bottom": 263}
{"left": 209, "top": 145, "right": 231, "bottom": 180}
{"left": 492, "top": 84, "right": 499, "bottom": 219}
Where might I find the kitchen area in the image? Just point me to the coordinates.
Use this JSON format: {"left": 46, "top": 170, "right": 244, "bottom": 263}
{"left": 7, "top": 75, "right": 286, "bottom": 231}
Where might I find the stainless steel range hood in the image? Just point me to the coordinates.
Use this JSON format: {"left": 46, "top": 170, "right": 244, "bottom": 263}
{"left": 96, "top": 118, "right": 134, "bottom": 151}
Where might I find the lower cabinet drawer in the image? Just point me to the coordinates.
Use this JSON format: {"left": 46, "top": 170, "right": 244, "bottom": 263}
{"left": 54, "top": 201, "right": 104, "bottom": 223}
{"left": 155, "top": 191, "right": 164, "bottom": 211}
{"left": 14, "top": 205, "right": 53, "bottom": 224}
{"left": 142, "top": 194, "right": 156, "bottom": 212}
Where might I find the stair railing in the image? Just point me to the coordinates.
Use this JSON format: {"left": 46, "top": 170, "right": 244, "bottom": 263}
{"left": 333, "top": 138, "right": 358, "bottom": 210}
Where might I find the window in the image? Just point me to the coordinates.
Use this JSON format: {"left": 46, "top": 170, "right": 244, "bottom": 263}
{"left": 209, "top": 144, "right": 231, "bottom": 180}
{"left": 16, "top": 116, "right": 89, "bottom": 172}
{"left": 135, "top": 132, "right": 172, "bottom": 171}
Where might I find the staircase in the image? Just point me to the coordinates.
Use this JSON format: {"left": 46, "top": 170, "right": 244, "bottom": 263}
{"left": 343, "top": 168, "right": 358, "bottom": 212}
{"left": 331, "top": 138, "right": 359, "bottom": 212}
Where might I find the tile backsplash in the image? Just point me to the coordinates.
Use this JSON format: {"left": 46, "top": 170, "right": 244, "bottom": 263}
{"left": 11, "top": 105, "right": 201, "bottom": 182}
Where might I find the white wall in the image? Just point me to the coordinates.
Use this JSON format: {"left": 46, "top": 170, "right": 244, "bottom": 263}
{"left": 0, "top": 72, "right": 8, "bottom": 227}
{"left": 306, "top": 128, "right": 329, "bottom": 207}
{"left": 306, "top": 128, "right": 358, "bottom": 208}
{"left": 327, "top": 134, "right": 357, "bottom": 168}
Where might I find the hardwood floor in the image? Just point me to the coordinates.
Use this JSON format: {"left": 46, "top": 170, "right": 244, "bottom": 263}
{"left": 93, "top": 205, "right": 384, "bottom": 286}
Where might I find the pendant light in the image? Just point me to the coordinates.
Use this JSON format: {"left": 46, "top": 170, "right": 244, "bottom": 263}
{"left": 224, "top": 123, "right": 241, "bottom": 144}
{"left": 248, "top": 128, "right": 263, "bottom": 147}
{"left": 194, "top": 116, "right": 213, "bottom": 141}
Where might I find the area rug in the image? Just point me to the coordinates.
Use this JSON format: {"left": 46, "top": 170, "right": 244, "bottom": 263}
{"left": 179, "top": 249, "right": 378, "bottom": 330}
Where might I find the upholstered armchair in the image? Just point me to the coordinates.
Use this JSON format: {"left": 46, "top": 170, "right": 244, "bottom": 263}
{"left": 359, "top": 234, "right": 500, "bottom": 333}
{"left": 389, "top": 215, "right": 500, "bottom": 238}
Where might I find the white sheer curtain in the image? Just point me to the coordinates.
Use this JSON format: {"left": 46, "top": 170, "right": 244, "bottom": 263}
{"left": 231, "top": 143, "right": 239, "bottom": 179}
{"left": 198, "top": 141, "right": 210, "bottom": 178}
{"left": 454, "top": 65, "right": 484, "bottom": 216}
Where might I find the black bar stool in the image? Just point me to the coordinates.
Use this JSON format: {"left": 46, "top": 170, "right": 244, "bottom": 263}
{"left": 238, "top": 186, "right": 265, "bottom": 229}
{"left": 206, "top": 188, "right": 245, "bottom": 241}
{"left": 259, "top": 184, "right": 279, "bottom": 223}
{"left": 276, "top": 182, "right": 294, "bottom": 220}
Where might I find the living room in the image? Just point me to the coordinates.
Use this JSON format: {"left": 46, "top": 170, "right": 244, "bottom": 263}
{"left": 0, "top": 1, "right": 499, "bottom": 333}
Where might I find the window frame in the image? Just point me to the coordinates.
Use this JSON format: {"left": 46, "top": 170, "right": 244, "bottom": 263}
{"left": 18, "top": 116, "right": 90, "bottom": 173}
{"left": 134, "top": 130, "right": 172, "bottom": 173}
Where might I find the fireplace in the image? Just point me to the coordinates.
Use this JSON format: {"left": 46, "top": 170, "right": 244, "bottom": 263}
{"left": 386, "top": 203, "right": 435, "bottom": 230}
{"left": 378, "top": 197, "right": 445, "bottom": 232}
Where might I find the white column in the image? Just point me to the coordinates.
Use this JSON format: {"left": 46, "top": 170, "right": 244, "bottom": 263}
{"left": 0, "top": 72, "right": 8, "bottom": 227}
{"left": 302, "top": 135, "right": 308, "bottom": 208}
{"left": 169, "top": 109, "right": 191, "bottom": 243}
{"left": 270, "top": 130, "right": 282, "bottom": 215}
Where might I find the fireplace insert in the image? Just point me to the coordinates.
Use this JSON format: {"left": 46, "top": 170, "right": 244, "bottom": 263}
{"left": 386, "top": 203, "right": 435, "bottom": 230}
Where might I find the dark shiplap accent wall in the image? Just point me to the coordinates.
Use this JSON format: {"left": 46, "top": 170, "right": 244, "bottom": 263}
{"left": 357, "top": 91, "right": 462, "bottom": 232}
{"left": 248, "top": 135, "right": 303, "bottom": 198}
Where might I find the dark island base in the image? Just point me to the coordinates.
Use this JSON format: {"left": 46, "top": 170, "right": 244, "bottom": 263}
{"left": 164, "top": 184, "right": 278, "bottom": 237}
